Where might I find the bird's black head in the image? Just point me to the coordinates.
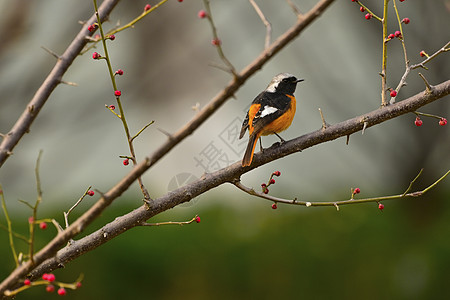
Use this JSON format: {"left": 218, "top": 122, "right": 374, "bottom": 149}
{"left": 265, "top": 73, "right": 304, "bottom": 95}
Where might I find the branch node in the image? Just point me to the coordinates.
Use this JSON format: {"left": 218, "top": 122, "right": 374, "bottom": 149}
{"left": 418, "top": 73, "right": 433, "bottom": 94}
{"left": 60, "top": 80, "right": 78, "bottom": 87}
{"left": 157, "top": 127, "right": 173, "bottom": 139}
{"left": 41, "top": 46, "right": 61, "bottom": 59}
{"left": 318, "top": 108, "right": 328, "bottom": 130}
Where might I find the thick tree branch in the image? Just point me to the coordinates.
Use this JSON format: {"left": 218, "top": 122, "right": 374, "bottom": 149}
{"left": 0, "top": 0, "right": 120, "bottom": 168}
{"left": 15, "top": 79, "right": 450, "bottom": 292}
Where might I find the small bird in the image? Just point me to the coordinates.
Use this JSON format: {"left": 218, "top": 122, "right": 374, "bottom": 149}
{"left": 239, "top": 73, "right": 304, "bottom": 167}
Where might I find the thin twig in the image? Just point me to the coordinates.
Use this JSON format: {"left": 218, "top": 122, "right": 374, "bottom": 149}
{"left": 140, "top": 215, "right": 200, "bottom": 226}
{"left": 93, "top": 0, "right": 151, "bottom": 203}
{"left": 380, "top": 0, "right": 389, "bottom": 106}
{"left": 402, "top": 168, "right": 423, "bottom": 197}
{"left": 64, "top": 186, "right": 92, "bottom": 229}
{"left": 233, "top": 169, "right": 449, "bottom": 207}
{"left": 29, "top": 150, "right": 44, "bottom": 264}
{"left": 249, "top": 0, "right": 272, "bottom": 49}
{"left": 0, "top": 185, "right": 19, "bottom": 267}
{"left": 286, "top": 0, "right": 303, "bottom": 17}
{"left": 130, "top": 121, "right": 155, "bottom": 143}
{"left": 202, "top": 0, "right": 237, "bottom": 76}
{"left": 318, "top": 108, "right": 327, "bottom": 130}
{"left": 391, "top": 40, "right": 450, "bottom": 104}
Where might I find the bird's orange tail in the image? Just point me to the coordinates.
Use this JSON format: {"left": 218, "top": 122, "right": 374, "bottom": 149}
{"left": 242, "top": 133, "right": 259, "bottom": 167}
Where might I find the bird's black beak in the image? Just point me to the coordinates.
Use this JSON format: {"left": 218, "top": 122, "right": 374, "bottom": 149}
{"left": 296, "top": 78, "right": 305, "bottom": 83}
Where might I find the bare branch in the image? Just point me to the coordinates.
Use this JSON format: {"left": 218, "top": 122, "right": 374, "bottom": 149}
{"left": 249, "top": 0, "right": 272, "bottom": 49}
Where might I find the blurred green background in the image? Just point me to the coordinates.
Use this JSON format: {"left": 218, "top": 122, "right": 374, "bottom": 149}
{"left": 0, "top": 0, "right": 449, "bottom": 299}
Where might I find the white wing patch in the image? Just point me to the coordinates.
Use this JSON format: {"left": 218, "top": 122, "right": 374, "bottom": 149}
{"left": 260, "top": 105, "right": 278, "bottom": 118}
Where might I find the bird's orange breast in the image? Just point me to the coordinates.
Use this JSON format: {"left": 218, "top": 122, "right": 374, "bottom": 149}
{"left": 260, "top": 95, "right": 296, "bottom": 136}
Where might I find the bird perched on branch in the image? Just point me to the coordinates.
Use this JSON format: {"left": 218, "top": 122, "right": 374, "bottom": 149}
{"left": 239, "top": 73, "right": 304, "bottom": 167}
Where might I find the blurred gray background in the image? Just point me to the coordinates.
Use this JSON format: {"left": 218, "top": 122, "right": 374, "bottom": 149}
{"left": 0, "top": 0, "right": 449, "bottom": 299}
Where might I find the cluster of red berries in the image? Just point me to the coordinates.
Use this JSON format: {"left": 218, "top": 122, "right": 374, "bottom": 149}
{"left": 386, "top": 31, "right": 402, "bottom": 42}
{"left": 259, "top": 171, "right": 282, "bottom": 209}
{"left": 414, "top": 116, "right": 447, "bottom": 127}
{"left": 261, "top": 171, "right": 281, "bottom": 195}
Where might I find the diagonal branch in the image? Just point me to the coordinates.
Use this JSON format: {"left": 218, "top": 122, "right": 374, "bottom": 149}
{"left": 9, "top": 79, "right": 450, "bottom": 294}
{"left": 0, "top": 0, "right": 121, "bottom": 168}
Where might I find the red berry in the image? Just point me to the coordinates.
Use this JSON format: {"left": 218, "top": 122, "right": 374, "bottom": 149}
{"left": 57, "top": 287, "right": 67, "bottom": 296}
{"left": 28, "top": 216, "right": 34, "bottom": 224}
{"left": 76, "top": 282, "right": 82, "bottom": 289}
{"left": 178, "top": 0, "right": 183, "bottom": 2}
{"left": 415, "top": 117, "right": 423, "bottom": 127}
{"left": 24, "top": 279, "right": 31, "bottom": 286}
{"left": 439, "top": 118, "right": 447, "bottom": 126}
{"left": 400, "top": 0, "right": 405, "bottom": 2}
{"left": 195, "top": 216, "right": 201, "bottom": 223}
{"left": 271, "top": 203, "right": 277, "bottom": 209}
{"left": 87, "top": 24, "right": 96, "bottom": 32}
{"left": 87, "top": 190, "right": 95, "bottom": 196}
{"left": 46, "top": 285, "right": 55, "bottom": 293}
{"left": 211, "top": 38, "right": 221, "bottom": 46}
{"left": 388, "top": 33, "right": 395, "bottom": 39}
{"left": 378, "top": 203, "right": 385, "bottom": 211}
{"left": 42, "top": 274, "right": 49, "bottom": 281}
{"left": 263, "top": 188, "right": 269, "bottom": 194}
{"left": 92, "top": 52, "right": 101, "bottom": 60}
{"left": 114, "top": 90, "right": 121, "bottom": 97}
{"left": 390, "top": 90, "right": 397, "bottom": 97}
{"left": 359, "top": 7, "right": 365, "bottom": 12}
{"left": 351, "top": 0, "right": 357, "bottom": 2}
{"left": 144, "top": 4, "right": 151, "bottom": 11}
{"left": 46, "top": 273, "right": 56, "bottom": 282}
{"left": 261, "top": 183, "right": 267, "bottom": 188}
{"left": 419, "top": 50, "right": 426, "bottom": 57}
{"left": 269, "top": 178, "right": 276, "bottom": 184}
{"left": 39, "top": 222, "right": 47, "bottom": 230}
{"left": 353, "top": 188, "right": 361, "bottom": 194}
{"left": 109, "top": 105, "right": 115, "bottom": 110}
{"left": 198, "top": 10, "right": 207, "bottom": 19}
{"left": 115, "top": 69, "right": 124, "bottom": 75}
{"left": 123, "top": 158, "right": 129, "bottom": 166}
{"left": 365, "top": 13, "right": 372, "bottom": 20}
{"left": 273, "top": 171, "right": 281, "bottom": 177}
{"left": 402, "top": 18, "right": 410, "bottom": 24}
{"left": 394, "top": 30, "right": 402, "bottom": 38}
{"left": 109, "top": 34, "right": 115, "bottom": 41}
